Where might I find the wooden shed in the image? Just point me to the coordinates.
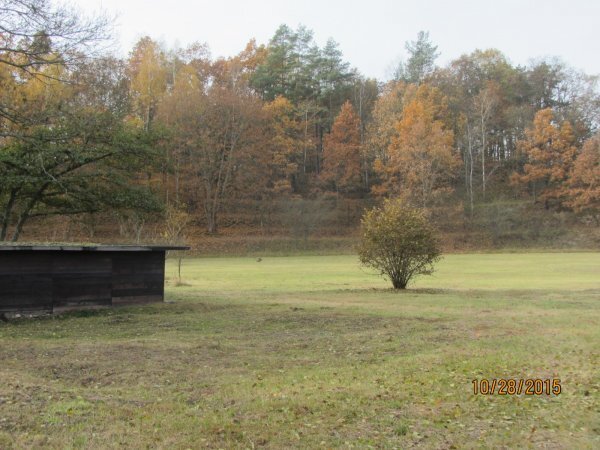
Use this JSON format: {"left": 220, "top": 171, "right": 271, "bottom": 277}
{"left": 0, "top": 245, "right": 188, "bottom": 314}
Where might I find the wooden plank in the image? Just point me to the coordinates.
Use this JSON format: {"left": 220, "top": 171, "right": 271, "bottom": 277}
{"left": 111, "top": 273, "right": 164, "bottom": 288}
{"left": 0, "top": 274, "right": 53, "bottom": 311}
{"left": 0, "top": 252, "right": 53, "bottom": 312}
{"left": 50, "top": 253, "right": 112, "bottom": 310}
{"left": 111, "top": 251, "right": 165, "bottom": 303}
{"left": 112, "top": 295, "right": 163, "bottom": 305}
{"left": 111, "top": 253, "right": 163, "bottom": 274}
{"left": 0, "top": 252, "right": 52, "bottom": 312}
{"left": 52, "top": 253, "right": 112, "bottom": 274}
{"left": 0, "top": 252, "right": 53, "bottom": 275}
{"left": 52, "top": 275, "right": 112, "bottom": 308}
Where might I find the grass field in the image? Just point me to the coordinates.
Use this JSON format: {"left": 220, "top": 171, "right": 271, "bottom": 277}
{"left": 0, "top": 253, "right": 599, "bottom": 448}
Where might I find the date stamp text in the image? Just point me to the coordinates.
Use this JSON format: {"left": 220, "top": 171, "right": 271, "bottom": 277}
{"left": 472, "top": 378, "right": 561, "bottom": 396}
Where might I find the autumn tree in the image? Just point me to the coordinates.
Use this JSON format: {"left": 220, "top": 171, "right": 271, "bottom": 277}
{"left": 471, "top": 81, "right": 500, "bottom": 200}
{"left": 0, "top": 0, "right": 111, "bottom": 73}
{"left": 200, "top": 88, "right": 265, "bottom": 233}
{"left": 364, "top": 82, "right": 409, "bottom": 187}
{"left": 456, "top": 80, "right": 502, "bottom": 214}
{"left": 0, "top": 3, "right": 165, "bottom": 242}
{"left": 374, "top": 85, "right": 459, "bottom": 207}
{"left": 262, "top": 96, "right": 305, "bottom": 195}
{"left": 321, "top": 101, "right": 362, "bottom": 194}
{"left": 566, "top": 134, "right": 599, "bottom": 220}
{"left": 432, "top": 49, "right": 523, "bottom": 209}
{"left": 158, "top": 48, "right": 266, "bottom": 234}
{"left": 156, "top": 60, "right": 210, "bottom": 230}
{"left": 0, "top": 0, "right": 111, "bottom": 130}
{"left": 511, "top": 108, "right": 578, "bottom": 208}
{"left": 352, "top": 77, "right": 380, "bottom": 189}
{"left": 0, "top": 65, "right": 161, "bottom": 241}
{"left": 153, "top": 43, "right": 211, "bottom": 205}
{"left": 251, "top": 25, "right": 356, "bottom": 175}
{"left": 245, "top": 96, "right": 307, "bottom": 229}
{"left": 127, "top": 37, "right": 169, "bottom": 131}
{"left": 358, "top": 199, "right": 441, "bottom": 289}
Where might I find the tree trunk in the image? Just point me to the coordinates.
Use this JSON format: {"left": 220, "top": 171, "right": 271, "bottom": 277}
{"left": 392, "top": 280, "right": 407, "bottom": 289}
{"left": 11, "top": 212, "right": 29, "bottom": 242}
{"left": 303, "top": 110, "right": 308, "bottom": 174}
{"left": 175, "top": 157, "right": 180, "bottom": 205}
{"left": 206, "top": 209, "right": 218, "bottom": 234}
{"left": 391, "top": 277, "right": 407, "bottom": 289}
{"left": 481, "top": 115, "right": 486, "bottom": 201}
{"left": 11, "top": 183, "right": 49, "bottom": 242}
{"left": 0, "top": 188, "right": 18, "bottom": 241}
{"left": 467, "top": 123, "right": 474, "bottom": 218}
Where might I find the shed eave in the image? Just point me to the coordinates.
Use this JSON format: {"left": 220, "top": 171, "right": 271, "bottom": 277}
{"left": 0, "top": 245, "right": 190, "bottom": 252}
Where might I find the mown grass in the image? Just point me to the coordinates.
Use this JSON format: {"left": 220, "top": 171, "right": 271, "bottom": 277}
{"left": 0, "top": 253, "right": 598, "bottom": 448}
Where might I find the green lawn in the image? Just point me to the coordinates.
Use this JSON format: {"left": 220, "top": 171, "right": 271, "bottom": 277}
{"left": 1, "top": 253, "right": 599, "bottom": 448}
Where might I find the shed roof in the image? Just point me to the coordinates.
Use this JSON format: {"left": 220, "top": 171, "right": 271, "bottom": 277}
{"left": 0, "top": 244, "right": 189, "bottom": 252}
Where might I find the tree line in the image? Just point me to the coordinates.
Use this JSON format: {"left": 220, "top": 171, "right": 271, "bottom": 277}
{"left": 1, "top": 1, "right": 598, "bottom": 242}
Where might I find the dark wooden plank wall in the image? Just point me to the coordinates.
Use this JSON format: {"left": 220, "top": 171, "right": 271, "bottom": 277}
{"left": 0, "top": 252, "right": 53, "bottom": 313}
{"left": 0, "top": 251, "right": 167, "bottom": 314}
{"left": 52, "top": 253, "right": 113, "bottom": 313}
{"left": 111, "top": 251, "right": 164, "bottom": 305}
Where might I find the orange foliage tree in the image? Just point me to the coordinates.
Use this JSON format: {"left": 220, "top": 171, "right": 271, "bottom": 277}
{"left": 157, "top": 47, "right": 267, "bottom": 234}
{"left": 321, "top": 101, "right": 363, "bottom": 193}
{"left": 566, "top": 134, "right": 599, "bottom": 220}
{"left": 511, "top": 108, "right": 578, "bottom": 208}
{"left": 262, "top": 96, "right": 305, "bottom": 195}
{"left": 365, "top": 82, "right": 410, "bottom": 167}
{"left": 373, "top": 85, "right": 459, "bottom": 207}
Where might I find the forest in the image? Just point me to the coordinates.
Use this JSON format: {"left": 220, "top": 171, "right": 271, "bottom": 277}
{"left": 1, "top": 1, "right": 599, "bottom": 250}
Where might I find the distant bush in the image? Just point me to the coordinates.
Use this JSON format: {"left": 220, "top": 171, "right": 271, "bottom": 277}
{"left": 358, "top": 200, "right": 441, "bottom": 289}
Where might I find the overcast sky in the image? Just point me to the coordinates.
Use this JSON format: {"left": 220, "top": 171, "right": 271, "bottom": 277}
{"left": 70, "top": 0, "right": 600, "bottom": 79}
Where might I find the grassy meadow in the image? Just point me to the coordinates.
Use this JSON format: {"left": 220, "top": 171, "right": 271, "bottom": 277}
{"left": 0, "top": 253, "right": 599, "bottom": 448}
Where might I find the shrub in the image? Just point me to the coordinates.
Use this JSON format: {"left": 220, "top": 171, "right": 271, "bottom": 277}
{"left": 358, "top": 199, "right": 441, "bottom": 289}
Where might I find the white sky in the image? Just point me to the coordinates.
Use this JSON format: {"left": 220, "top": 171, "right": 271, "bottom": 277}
{"left": 70, "top": 0, "right": 600, "bottom": 79}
